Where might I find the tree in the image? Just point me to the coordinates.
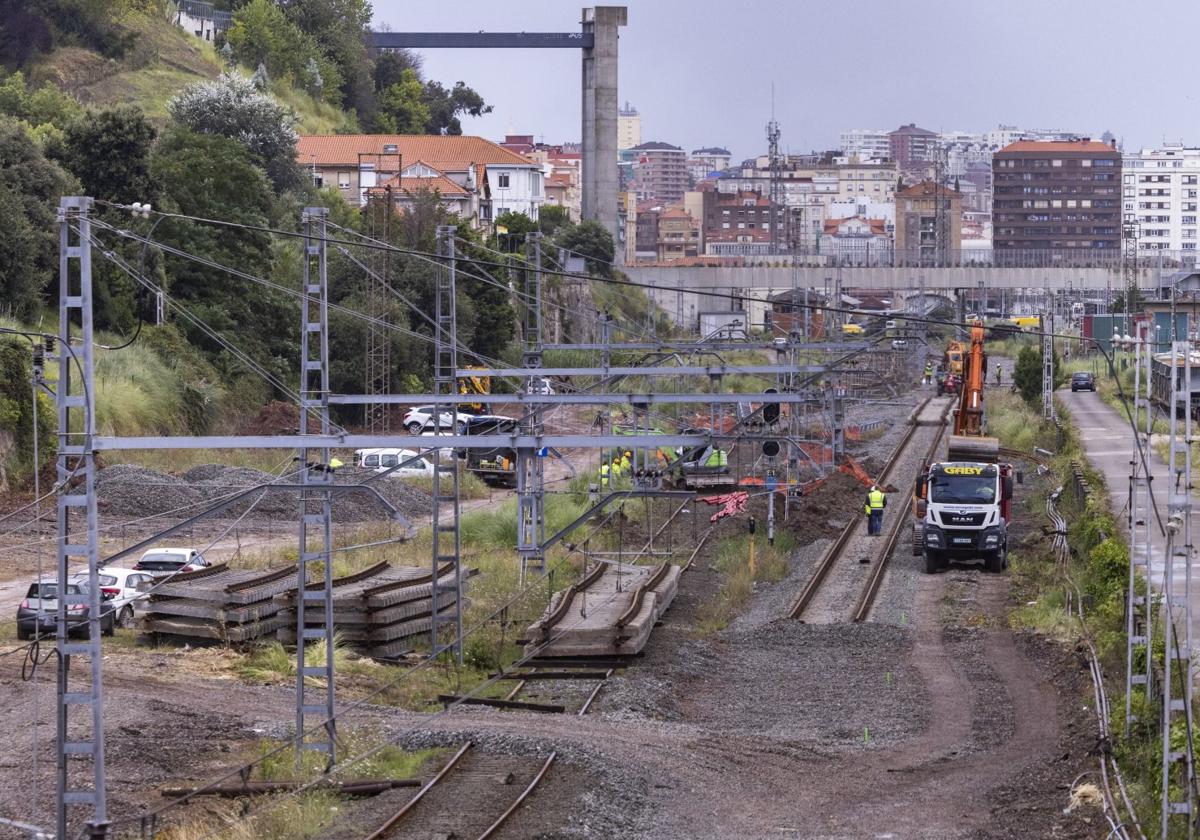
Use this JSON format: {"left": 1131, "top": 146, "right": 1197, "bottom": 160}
{"left": 150, "top": 128, "right": 296, "bottom": 380}
{"left": 372, "top": 69, "right": 429, "bottom": 134}
{"left": 56, "top": 106, "right": 155, "bottom": 203}
{"left": 0, "top": 336, "right": 55, "bottom": 490}
{"left": 494, "top": 210, "right": 537, "bottom": 251}
{"left": 538, "top": 205, "right": 570, "bottom": 238}
{"left": 420, "top": 80, "right": 491, "bottom": 135}
{"left": 558, "top": 220, "right": 614, "bottom": 277}
{"left": 0, "top": 118, "right": 77, "bottom": 316}
{"left": 168, "top": 73, "right": 301, "bottom": 192}
{"left": 226, "top": 0, "right": 343, "bottom": 103}
{"left": 278, "top": 0, "right": 373, "bottom": 114}
{"left": 1012, "top": 343, "right": 1065, "bottom": 407}
{"left": 0, "top": 70, "right": 82, "bottom": 132}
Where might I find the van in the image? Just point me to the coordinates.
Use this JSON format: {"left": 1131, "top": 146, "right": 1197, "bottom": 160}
{"left": 353, "top": 448, "right": 438, "bottom": 476}
{"left": 841, "top": 322, "right": 864, "bottom": 336}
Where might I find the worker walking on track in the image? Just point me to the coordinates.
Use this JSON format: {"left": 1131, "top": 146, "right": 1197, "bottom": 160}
{"left": 922, "top": 361, "right": 933, "bottom": 386}
{"left": 864, "top": 483, "right": 886, "bottom": 540}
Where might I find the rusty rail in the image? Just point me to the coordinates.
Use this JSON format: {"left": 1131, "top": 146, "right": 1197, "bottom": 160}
{"left": 362, "top": 741, "right": 473, "bottom": 840}
{"left": 787, "top": 397, "right": 934, "bottom": 620}
{"left": 615, "top": 563, "right": 670, "bottom": 628}
{"left": 529, "top": 562, "right": 607, "bottom": 638}
{"left": 852, "top": 400, "right": 951, "bottom": 622}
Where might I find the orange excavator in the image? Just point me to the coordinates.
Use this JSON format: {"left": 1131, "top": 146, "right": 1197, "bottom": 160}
{"left": 946, "top": 325, "right": 1000, "bottom": 462}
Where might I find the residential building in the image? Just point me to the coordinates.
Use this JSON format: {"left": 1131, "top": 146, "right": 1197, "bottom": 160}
{"left": 1123, "top": 145, "right": 1200, "bottom": 255}
{"left": 631, "top": 141, "right": 689, "bottom": 203}
{"left": 365, "top": 163, "right": 472, "bottom": 217}
{"left": 296, "top": 134, "right": 544, "bottom": 225}
{"left": 175, "top": 0, "right": 231, "bottom": 41}
{"left": 635, "top": 206, "right": 660, "bottom": 261}
{"left": 688, "top": 147, "right": 732, "bottom": 181}
{"left": 656, "top": 207, "right": 700, "bottom": 261}
{"left": 701, "top": 188, "right": 777, "bottom": 256}
{"left": 618, "top": 102, "right": 642, "bottom": 151}
{"left": 888, "top": 124, "right": 939, "bottom": 180}
{"left": 618, "top": 191, "right": 637, "bottom": 263}
{"left": 839, "top": 129, "right": 892, "bottom": 162}
{"left": 827, "top": 197, "right": 895, "bottom": 226}
{"left": 992, "top": 139, "right": 1122, "bottom": 256}
{"left": 894, "top": 181, "right": 963, "bottom": 265}
{"left": 819, "top": 217, "right": 892, "bottom": 265}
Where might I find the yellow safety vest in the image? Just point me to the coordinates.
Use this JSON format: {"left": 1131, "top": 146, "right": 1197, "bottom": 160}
{"left": 599, "top": 463, "right": 610, "bottom": 485}
{"left": 867, "top": 489, "right": 885, "bottom": 510}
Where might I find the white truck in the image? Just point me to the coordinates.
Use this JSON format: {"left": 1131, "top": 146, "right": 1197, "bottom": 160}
{"left": 912, "top": 461, "right": 1017, "bottom": 574}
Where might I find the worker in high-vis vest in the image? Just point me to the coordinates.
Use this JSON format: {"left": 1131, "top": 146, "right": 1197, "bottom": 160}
{"left": 599, "top": 461, "right": 611, "bottom": 487}
{"left": 863, "top": 484, "right": 886, "bottom": 540}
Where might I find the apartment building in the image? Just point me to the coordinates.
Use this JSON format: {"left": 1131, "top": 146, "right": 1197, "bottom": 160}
{"left": 1123, "top": 145, "right": 1200, "bottom": 254}
{"left": 839, "top": 129, "right": 891, "bottom": 161}
{"left": 992, "top": 139, "right": 1122, "bottom": 254}
{"left": 701, "top": 188, "right": 776, "bottom": 256}
{"left": 631, "top": 141, "right": 689, "bottom": 203}
{"left": 894, "top": 181, "right": 963, "bottom": 264}
{"left": 888, "top": 124, "right": 939, "bottom": 180}
{"left": 618, "top": 102, "right": 642, "bottom": 151}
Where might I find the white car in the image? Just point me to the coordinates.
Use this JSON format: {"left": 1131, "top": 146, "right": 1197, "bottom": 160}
{"left": 354, "top": 448, "right": 445, "bottom": 476}
{"left": 70, "top": 567, "right": 154, "bottom": 628}
{"left": 526, "top": 377, "right": 555, "bottom": 395}
{"left": 891, "top": 338, "right": 909, "bottom": 350}
{"left": 402, "top": 405, "right": 471, "bottom": 435}
{"left": 133, "top": 547, "right": 212, "bottom": 579}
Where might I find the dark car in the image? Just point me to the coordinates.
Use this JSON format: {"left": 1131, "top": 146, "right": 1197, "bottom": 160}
{"left": 1071, "top": 372, "right": 1096, "bottom": 392}
{"left": 16, "top": 581, "right": 117, "bottom": 641}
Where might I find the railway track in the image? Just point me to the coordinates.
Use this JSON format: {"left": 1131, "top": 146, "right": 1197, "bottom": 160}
{"left": 787, "top": 397, "right": 951, "bottom": 623}
{"left": 364, "top": 669, "right": 603, "bottom": 840}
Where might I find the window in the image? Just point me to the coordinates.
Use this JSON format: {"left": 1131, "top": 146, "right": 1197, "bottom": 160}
{"left": 722, "top": 222, "right": 730, "bottom": 229}
{"left": 1185, "top": 216, "right": 1198, "bottom": 225}
{"left": 497, "top": 173, "right": 510, "bottom": 188}
{"left": 1051, "top": 159, "right": 1063, "bottom": 167}
{"left": 337, "top": 171, "right": 351, "bottom": 188}
{"left": 1082, "top": 159, "right": 1093, "bottom": 168}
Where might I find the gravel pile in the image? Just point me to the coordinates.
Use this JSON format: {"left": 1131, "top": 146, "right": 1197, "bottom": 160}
{"left": 96, "top": 464, "right": 432, "bottom": 523}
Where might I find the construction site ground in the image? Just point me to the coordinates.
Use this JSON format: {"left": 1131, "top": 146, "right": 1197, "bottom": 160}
{"left": 0, "top": 391, "right": 1106, "bottom": 839}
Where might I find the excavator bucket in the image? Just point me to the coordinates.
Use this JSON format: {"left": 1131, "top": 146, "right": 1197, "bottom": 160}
{"left": 946, "top": 434, "right": 1000, "bottom": 463}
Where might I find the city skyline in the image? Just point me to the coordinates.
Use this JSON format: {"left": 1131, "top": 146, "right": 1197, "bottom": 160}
{"left": 372, "top": 0, "right": 1200, "bottom": 160}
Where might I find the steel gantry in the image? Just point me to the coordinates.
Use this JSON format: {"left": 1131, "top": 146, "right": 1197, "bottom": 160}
{"left": 55, "top": 196, "right": 109, "bottom": 839}
{"left": 295, "top": 207, "right": 338, "bottom": 769}
{"left": 1126, "top": 332, "right": 1154, "bottom": 737}
{"left": 1161, "top": 340, "right": 1195, "bottom": 838}
{"left": 431, "top": 226, "right": 464, "bottom": 661}
{"left": 516, "top": 233, "right": 547, "bottom": 581}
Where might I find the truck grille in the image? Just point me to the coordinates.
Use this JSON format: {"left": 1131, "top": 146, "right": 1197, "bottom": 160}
{"left": 939, "top": 511, "right": 986, "bottom": 527}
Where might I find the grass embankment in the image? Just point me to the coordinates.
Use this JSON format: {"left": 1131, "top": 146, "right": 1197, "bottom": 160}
{"left": 994, "top": 382, "right": 1170, "bottom": 835}
{"left": 28, "top": 9, "right": 354, "bottom": 132}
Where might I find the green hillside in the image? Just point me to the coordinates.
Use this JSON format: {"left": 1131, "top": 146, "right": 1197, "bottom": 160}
{"left": 25, "top": 10, "right": 354, "bottom": 133}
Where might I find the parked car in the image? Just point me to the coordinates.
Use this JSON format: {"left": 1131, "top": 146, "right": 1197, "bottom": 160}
{"left": 526, "top": 377, "right": 555, "bottom": 395}
{"left": 69, "top": 567, "right": 153, "bottom": 629}
{"left": 133, "top": 548, "right": 211, "bottom": 579}
{"left": 891, "top": 338, "right": 909, "bottom": 350}
{"left": 16, "top": 580, "right": 116, "bottom": 640}
{"left": 353, "top": 448, "right": 446, "bottom": 477}
{"left": 402, "top": 405, "right": 470, "bottom": 435}
{"left": 1071, "top": 372, "right": 1096, "bottom": 392}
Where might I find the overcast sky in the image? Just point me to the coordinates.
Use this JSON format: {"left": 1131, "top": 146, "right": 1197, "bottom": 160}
{"left": 371, "top": 0, "right": 1200, "bottom": 160}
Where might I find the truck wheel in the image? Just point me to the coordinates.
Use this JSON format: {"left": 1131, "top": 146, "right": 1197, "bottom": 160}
{"left": 912, "top": 524, "right": 924, "bottom": 556}
{"left": 985, "top": 549, "right": 1005, "bottom": 574}
{"left": 923, "top": 549, "right": 941, "bottom": 574}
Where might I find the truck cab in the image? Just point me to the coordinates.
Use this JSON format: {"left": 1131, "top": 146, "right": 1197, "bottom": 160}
{"left": 913, "top": 461, "right": 1014, "bottom": 574}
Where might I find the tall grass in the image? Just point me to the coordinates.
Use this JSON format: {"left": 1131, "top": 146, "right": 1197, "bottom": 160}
{"left": 695, "top": 531, "right": 796, "bottom": 635}
{"left": 94, "top": 342, "right": 186, "bottom": 435}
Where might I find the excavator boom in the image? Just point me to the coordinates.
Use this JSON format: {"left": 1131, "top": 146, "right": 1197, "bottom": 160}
{"left": 946, "top": 325, "right": 1000, "bottom": 462}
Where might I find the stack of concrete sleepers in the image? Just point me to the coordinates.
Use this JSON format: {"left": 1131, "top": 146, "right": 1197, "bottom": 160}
{"left": 525, "top": 562, "right": 681, "bottom": 658}
{"left": 142, "top": 564, "right": 297, "bottom": 643}
{"left": 275, "top": 561, "right": 470, "bottom": 659}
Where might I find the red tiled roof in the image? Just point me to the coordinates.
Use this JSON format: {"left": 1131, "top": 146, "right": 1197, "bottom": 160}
{"left": 997, "top": 139, "right": 1117, "bottom": 154}
{"left": 547, "top": 173, "right": 573, "bottom": 187}
{"left": 897, "top": 180, "right": 962, "bottom": 198}
{"left": 369, "top": 171, "right": 468, "bottom": 198}
{"left": 297, "top": 134, "right": 535, "bottom": 169}
{"left": 823, "top": 216, "right": 888, "bottom": 235}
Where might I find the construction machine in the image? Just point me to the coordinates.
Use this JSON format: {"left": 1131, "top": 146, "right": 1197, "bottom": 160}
{"left": 457, "top": 367, "right": 490, "bottom": 414}
{"left": 913, "top": 325, "right": 1018, "bottom": 574}
{"left": 943, "top": 340, "right": 966, "bottom": 376}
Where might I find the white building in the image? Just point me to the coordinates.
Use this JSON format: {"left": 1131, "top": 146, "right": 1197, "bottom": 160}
{"left": 1123, "top": 145, "right": 1200, "bottom": 256}
{"left": 819, "top": 216, "right": 893, "bottom": 266}
{"left": 618, "top": 102, "right": 641, "bottom": 151}
{"left": 839, "top": 129, "right": 891, "bottom": 161}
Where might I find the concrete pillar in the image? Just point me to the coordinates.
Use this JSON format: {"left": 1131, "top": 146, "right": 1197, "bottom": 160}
{"left": 581, "top": 6, "right": 626, "bottom": 256}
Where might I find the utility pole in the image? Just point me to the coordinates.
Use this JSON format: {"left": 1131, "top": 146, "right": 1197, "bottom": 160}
{"left": 1041, "top": 313, "right": 1055, "bottom": 422}
{"left": 55, "top": 196, "right": 108, "bottom": 840}
{"left": 767, "top": 108, "right": 783, "bottom": 256}
{"left": 516, "top": 233, "right": 546, "bottom": 582}
{"left": 1161, "top": 339, "right": 1195, "bottom": 838}
{"left": 295, "top": 206, "right": 336, "bottom": 771}
{"left": 432, "top": 226, "right": 463, "bottom": 662}
{"left": 365, "top": 186, "right": 393, "bottom": 433}
{"left": 1126, "top": 328, "right": 1154, "bottom": 736}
